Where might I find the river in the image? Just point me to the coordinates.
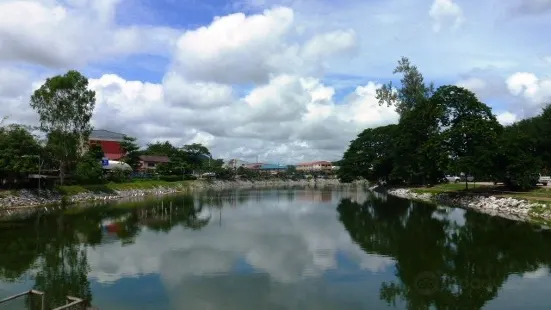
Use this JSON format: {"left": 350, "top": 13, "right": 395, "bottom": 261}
{"left": 1, "top": 187, "right": 551, "bottom": 309}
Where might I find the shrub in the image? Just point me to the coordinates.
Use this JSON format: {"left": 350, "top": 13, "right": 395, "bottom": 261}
{"left": 159, "top": 175, "right": 182, "bottom": 182}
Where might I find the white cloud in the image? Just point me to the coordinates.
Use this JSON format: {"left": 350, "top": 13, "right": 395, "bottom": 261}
{"left": 171, "top": 7, "right": 357, "bottom": 85}
{"left": 496, "top": 111, "right": 518, "bottom": 125}
{"left": 428, "top": 0, "right": 464, "bottom": 32}
{"left": 506, "top": 72, "right": 551, "bottom": 107}
{"left": 456, "top": 77, "right": 486, "bottom": 93}
{"left": 86, "top": 72, "right": 398, "bottom": 162}
{"left": 0, "top": 0, "right": 178, "bottom": 67}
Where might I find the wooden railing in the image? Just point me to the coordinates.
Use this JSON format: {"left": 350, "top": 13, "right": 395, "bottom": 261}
{"left": 0, "top": 291, "right": 91, "bottom": 310}
{"left": 0, "top": 289, "right": 45, "bottom": 309}
{"left": 52, "top": 296, "right": 86, "bottom": 310}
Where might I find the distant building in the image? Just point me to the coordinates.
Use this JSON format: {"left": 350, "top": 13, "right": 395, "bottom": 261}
{"left": 296, "top": 161, "right": 333, "bottom": 172}
{"left": 138, "top": 155, "right": 170, "bottom": 171}
{"left": 243, "top": 163, "right": 288, "bottom": 174}
{"left": 224, "top": 159, "right": 251, "bottom": 169}
{"left": 89, "top": 129, "right": 125, "bottom": 160}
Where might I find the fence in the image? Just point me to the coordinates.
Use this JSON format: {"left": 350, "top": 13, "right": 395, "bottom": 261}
{"left": 51, "top": 296, "right": 86, "bottom": 310}
{"left": 0, "top": 290, "right": 44, "bottom": 309}
{"left": 0, "top": 291, "right": 89, "bottom": 310}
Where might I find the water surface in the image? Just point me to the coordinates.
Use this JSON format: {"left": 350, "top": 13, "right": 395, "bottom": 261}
{"left": 1, "top": 188, "right": 551, "bottom": 309}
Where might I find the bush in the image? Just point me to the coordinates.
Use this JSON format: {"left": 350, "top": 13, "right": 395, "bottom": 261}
{"left": 159, "top": 175, "right": 182, "bottom": 182}
{"left": 183, "top": 174, "right": 197, "bottom": 180}
{"left": 107, "top": 168, "right": 131, "bottom": 183}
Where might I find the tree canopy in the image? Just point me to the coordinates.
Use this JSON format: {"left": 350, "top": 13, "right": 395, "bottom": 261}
{"left": 30, "top": 70, "right": 96, "bottom": 184}
{"left": 340, "top": 57, "right": 549, "bottom": 190}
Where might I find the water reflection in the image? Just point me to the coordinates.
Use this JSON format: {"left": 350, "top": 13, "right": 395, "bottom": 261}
{"left": 337, "top": 193, "right": 551, "bottom": 309}
{"left": 0, "top": 188, "right": 550, "bottom": 309}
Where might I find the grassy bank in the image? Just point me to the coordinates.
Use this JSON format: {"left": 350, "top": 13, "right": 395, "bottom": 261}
{"left": 411, "top": 183, "right": 551, "bottom": 204}
{"left": 57, "top": 180, "right": 194, "bottom": 196}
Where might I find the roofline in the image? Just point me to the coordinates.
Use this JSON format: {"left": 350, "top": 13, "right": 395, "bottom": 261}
{"left": 92, "top": 129, "right": 126, "bottom": 136}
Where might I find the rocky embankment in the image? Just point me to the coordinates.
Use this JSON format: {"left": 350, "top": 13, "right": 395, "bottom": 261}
{"left": 0, "top": 178, "right": 351, "bottom": 211}
{"left": 387, "top": 188, "right": 551, "bottom": 223}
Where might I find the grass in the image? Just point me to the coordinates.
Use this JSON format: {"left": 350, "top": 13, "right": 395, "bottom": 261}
{"left": 0, "top": 190, "right": 16, "bottom": 198}
{"left": 411, "top": 182, "right": 492, "bottom": 195}
{"left": 57, "top": 180, "right": 194, "bottom": 196}
{"left": 411, "top": 182, "right": 551, "bottom": 205}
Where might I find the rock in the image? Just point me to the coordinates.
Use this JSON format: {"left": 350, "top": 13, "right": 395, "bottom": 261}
{"left": 386, "top": 187, "right": 551, "bottom": 223}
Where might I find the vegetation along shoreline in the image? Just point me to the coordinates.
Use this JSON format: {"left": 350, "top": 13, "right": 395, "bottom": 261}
{"left": 385, "top": 186, "right": 551, "bottom": 225}
{"left": 0, "top": 179, "right": 349, "bottom": 213}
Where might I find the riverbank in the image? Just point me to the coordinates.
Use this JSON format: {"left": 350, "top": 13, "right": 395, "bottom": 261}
{"left": 387, "top": 187, "right": 551, "bottom": 224}
{"left": 0, "top": 178, "right": 355, "bottom": 211}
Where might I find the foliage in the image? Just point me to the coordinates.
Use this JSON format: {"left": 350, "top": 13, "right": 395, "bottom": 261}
{"left": 341, "top": 57, "right": 548, "bottom": 190}
{"left": 74, "top": 149, "right": 104, "bottom": 185}
{"left": 432, "top": 85, "right": 502, "bottom": 188}
{"left": 57, "top": 180, "right": 191, "bottom": 195}
{"left": 107, "top": 168, "right": 131, "bottom": 183}
{"left": 159, "top": 174, "right": 183, "bottom": 182}
{"left": 338, "top": 125, "right": 398, "bottom": 183}
{"left": 376, "top": 56, "right": 434, "bottom": 117}
{"left": 30, "top": 70, "right": 96, "bottom": 185}
{"left": 0, "top": 125, "right": 42, "bottom": 179}
{"left": 121, "top": 135, "right": 141, "bottom": 170}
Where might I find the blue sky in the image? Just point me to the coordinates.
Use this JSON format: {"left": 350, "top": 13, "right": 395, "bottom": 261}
{"left": 1, "top": 0, "right": 550, "bottom": 161}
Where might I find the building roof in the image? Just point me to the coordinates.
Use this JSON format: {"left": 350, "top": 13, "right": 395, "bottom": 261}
{"left": 90, "top": 129, "right": 125, "bottom": 142}
{"left": 139, "top": 155, "right": 170, "bottom": 163}
{"left": 297, "top": 161, "right": 332, "bottom": 166}
{"left": 260, "top": 164, "right": 288, "bottom": 170}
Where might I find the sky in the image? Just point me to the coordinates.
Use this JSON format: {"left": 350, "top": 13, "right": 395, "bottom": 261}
{"left": 1, "top": 0, "right": 551, "bottom": 164}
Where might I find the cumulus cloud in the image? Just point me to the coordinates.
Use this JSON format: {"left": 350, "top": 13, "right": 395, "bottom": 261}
{"left": 506, "top": 72, "right": 551, "bottom": 108}
{"left": 171, "top": 7, "right": 357, "bottom": 85}
{"left": 429, "top": 0, "right": 464, "bottom": 32}
{"left": 86, "top": 71, "right": 398, "bottom": 162}
{"left": 496, "top": 111, "right": 518, "bottom": 126}
{"left": 0, "top": 0, "right": 178, "bottom": 67}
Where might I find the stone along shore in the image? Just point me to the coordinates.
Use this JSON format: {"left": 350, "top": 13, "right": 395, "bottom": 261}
{"left": 387, "top": 188, "right": 551, "bottom": 223}
{"left": 0, "top": 179, "right": 351, "bottom": 210}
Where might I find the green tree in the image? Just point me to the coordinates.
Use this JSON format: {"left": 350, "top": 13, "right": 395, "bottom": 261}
{"left": 74, "top": 145, "right": 104, "bottom": 184}
{"left": 121, "top": 135, "right": 141, "bottom": 170}
{"left": 494, "top": 118, "right": 541, "bottom": 189}
{"left": 30, "top": 70, "right": 96, "bottom": 185}
{"left": 339, "top": 125, "right": 399, "bottom": 183}
{"left": 181, "top": 143, "right": 212, "bottom": 172}
{"left": 376, "top": 56, "right": 434, "bottom": 118}
{"left": 432, "top": 85, "right": 502, "bottom": 189}
{"left": 0, "top": 124, "right": 42, "bottom": 186}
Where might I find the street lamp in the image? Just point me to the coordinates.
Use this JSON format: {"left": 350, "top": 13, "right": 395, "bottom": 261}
{"left": 23, "top": 154, "right": 44, "bottom": 197}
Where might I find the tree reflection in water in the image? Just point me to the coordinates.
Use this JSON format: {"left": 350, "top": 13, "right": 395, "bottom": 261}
{"left": 337, "top": 193, "right": 551, "bottom": 310}
{"left": 0, "top": 193, "right": 216, "bottom": 308}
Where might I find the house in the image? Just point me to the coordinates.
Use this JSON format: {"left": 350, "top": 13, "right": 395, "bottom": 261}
{"left": 224, "top": 159, "right": 251, "bottom": 169}
{"left": 138, "top": 155, "right": 170, "bottom": 171}
{"left": 245, "top": 163, "right": 288, "bottom": 174}
{"left": 89, "top": 129, "right": 125, "bottom": 160}
{"left": 296, "top": 161, "right": 333, "bottom": 172}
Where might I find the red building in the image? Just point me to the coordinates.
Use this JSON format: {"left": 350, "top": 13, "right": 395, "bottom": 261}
{"left": 89, "top": 129, "right": 126, "bottom": 160}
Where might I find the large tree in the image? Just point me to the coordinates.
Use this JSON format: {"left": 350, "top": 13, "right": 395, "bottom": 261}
{"left": 376, "top": 56, "right": 434, "bottom": 118}
{"left": 338, "top": 124, "right": 398, "bottom": 183}
{"left": 432, "top": 85, "right": 502, "bottom": 188}
{"left": 30, "top": 70, "right": 96, "bottom": 184}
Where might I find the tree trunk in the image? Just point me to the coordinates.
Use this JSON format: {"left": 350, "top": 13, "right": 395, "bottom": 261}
{"left": 59, "top": 161, "right": 65, "bottom": 185}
